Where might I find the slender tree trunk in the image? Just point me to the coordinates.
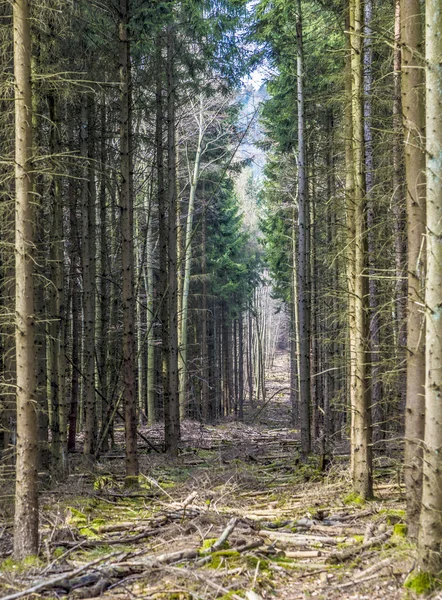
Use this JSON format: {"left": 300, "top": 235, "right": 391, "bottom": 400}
{"left": 81, "top": 96, "right": 95, "bottom": 460}
{"left": 98, "top": 98, "right": 110, "bottom": 446}
{"left": 392, "top": 0, "right": 406, "bottom": 415}
{"left": 349, "top": 0, "right": 372, "bottom": 498}
{"left": 120, "top": 0, "right": 138, "bottom": 478}
{"left": 179, "top": 99, "right": 204, "bottom": 419}
{"left": 238, "top": 312, "right": 244, "bottom": 421}
{"left": 165, "top": 24, "right": 180, "bottom": 455}
{"left": 146, "top": 217, "right": 156, "bottom": 425}
{"left": 401, "top": 0, "right": 426, "bottom": 540}
{"left": 201, "top": 191, "right": 209, "bottom": 421}
{"left": 155, "top": 37, "right": 169, "bottom": 440}
{"left": 13, "top": 0, "right": 38, "bottom": 558}
{"left": 296, "top": 0, "right": 311, "bottom": 457}
{"left": 417, "top": 0, "right": 442, "bottom": 574}
{"left": 363, "top": 0, "right": 383, "bottom": 444}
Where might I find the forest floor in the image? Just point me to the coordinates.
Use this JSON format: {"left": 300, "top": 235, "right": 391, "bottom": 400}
{"left": 0, "top": 354, "right": 427, "bottom": 600}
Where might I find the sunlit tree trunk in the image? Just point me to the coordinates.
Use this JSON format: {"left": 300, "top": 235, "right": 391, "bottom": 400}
{"left": 401, "top": 0, "right": 426, "bottom": 540}
{"left": 349, "top": 0, "right": 372, "bottom": 499}
{"left": 179, "top": 97, "right": 204, "bottom": 419}
{"left": 13, "top": 0, "right": 39, "bottom": 558}
{"left": 417, "top": 0, "right": 442, "bottom": 573}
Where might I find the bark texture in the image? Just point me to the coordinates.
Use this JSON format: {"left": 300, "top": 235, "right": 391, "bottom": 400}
{"left": 417, "top": 0, "right": 442, "bottom": 573}
{"left": 401, "top": 0, "right": 426, "bottom": 540}
{"left": 13, "top": 0, "right": 39, "bottom": 559}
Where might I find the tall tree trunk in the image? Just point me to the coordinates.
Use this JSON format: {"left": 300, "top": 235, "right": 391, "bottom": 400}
{"left": 392, "top": 0, "right": 406, "bottom": 415}
{"left": 81, "top": 96, "right": 96, "bottom": 460}
{"left": 349, "top": 0, "right": 372, "bottom": 499}
{"left": 48, "top": 93, "right": 65, "bottom": 467}
{"left": 120, "top": 0, "right": 138, "bottom": 478}
{"left": 165, "top": 24, "right": 180, "bottom": 455}
{"left": 98, "top": 97, "right": 110, "bottom": 447}
{"left": 201, "top": 190, "right": 209, "bottom": 421}
{"left": 146, "top": 217, "right": 156, "bottom": 425}
{"left": 296, "top": 0, "right": 311, "bottom": 457}
{"left": 401, "top": 0, "right": 426, "bottom": 540}
{"left": 13, "top": 0, "right": 38, "bottom": 558}
{"left": 155, "top": 37, "right": 169, "bottom": 435}
{"left": 179, "top": 98, "right": 204, "bottom": 419}
{"left": 238, "top": 312, "right": 244, "bottom": 421}
{"left": 417, "top": 0, "right": 442, "bottom": 574}
{"left": 363, "top": 0, "right": 383, "bottom": 444}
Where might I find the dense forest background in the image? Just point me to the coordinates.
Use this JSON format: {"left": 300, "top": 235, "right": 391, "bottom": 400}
{"left": 1, "top": 0, "right": 442, "bottom": 593}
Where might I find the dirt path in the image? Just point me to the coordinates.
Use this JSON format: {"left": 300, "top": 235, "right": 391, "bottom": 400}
{"left": 0, "top": 420, "right": 415, "bottom": 600}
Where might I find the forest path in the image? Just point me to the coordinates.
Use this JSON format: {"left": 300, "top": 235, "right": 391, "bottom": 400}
{"left": 1, "top": 418, "right": 411, "bottom": 600}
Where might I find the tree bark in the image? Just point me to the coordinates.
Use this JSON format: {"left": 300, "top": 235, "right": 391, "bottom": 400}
{"left": 179, "top": 97, "right": 204, "bottom": 419}
{"left": 165, "top": 24, "right": 180, "bottom": 455}
{"left": 349, "top": 0, "right": 372, "bottom": 499}
{"left": 13, "top": 0, "right": 39, "bottom": 559}
{"left": 417, "top": 0, "right": 442, "bottom": 574}
{"left": 296, "top": 0, "right": 311, "bottom": 457}
{"left": 120, "top": 0, "right": 138, "bottom": 478}
{"left": 401, "top": 0, "right": 426, "bottom": 540}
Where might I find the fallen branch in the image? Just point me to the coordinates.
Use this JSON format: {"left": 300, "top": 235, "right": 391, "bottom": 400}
{"left": 1, "top": 551, "right": 123, "bottom": 600}
{"left": 327, "top": 530, "right": 391, "bottom": 563}
{"left": 209, "top": 517, "right": 239, "bottom": 552}
{"left": 52, "top": 526, "right": 165, "bottom": 548}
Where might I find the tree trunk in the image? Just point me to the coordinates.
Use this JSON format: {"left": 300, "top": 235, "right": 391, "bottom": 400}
{"left": 363, "top": 0, "right": 383, "bottom": 444}
{"left": 120, "top": 0, "right": 138, "bottom": 479}
{"left": 179, "top": 98, "right": 204, "bottom": 419}
{"left": 165, "top": 24, "right": 180, "bottom": 455}
{"left": 98, "top": 97, "right": 110, "bottom": 447}
{"left": 296, "top": 0, "right": 311, "bottom": 457}
{"left": 81, "top": 96, "right": 96, "bottom": 461}
{"left": 238, "top": 312, "right": 244, "bottom": 421}
{"left": 401, "top": 0, "right": 426, "bottom": 540}
{"left": 417, "top": 0, "right": 442, "bottom": 574}
{"left": 13, "top": 0, "right": 39, "bottom": 558}
{"left": 349, "top": 0, "right": 372, "bottom": 499}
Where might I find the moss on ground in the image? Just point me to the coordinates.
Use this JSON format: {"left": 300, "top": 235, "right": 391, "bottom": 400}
{"left": 404, "top": 571, "right": 437, "bottom": 594}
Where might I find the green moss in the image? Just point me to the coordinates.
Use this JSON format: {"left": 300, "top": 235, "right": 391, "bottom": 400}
{"left": 343, "top": 492, "right": 366, "bottom": 505}
{"left": 353, "top": 535, "right": 364, "bottom": 544}
{"left": 393, "top": 523, "right": 408, "bottom": 538}
{"left": 79, "top": 527, "right": 100, "bottom": 539}
{"left": 218, "top": 591, "right": 245, "bottom": 599}
{"left": 67, "top": 507, "right": 88, "bottom": 527}
{"left": 53, "top": 547, "right": 66, "bottom": 558}
{"left": 204, "top": 550, "right": 240, "bottom": 569}
{"left": 380, "top": 508, "right": 406, "bottom": 526}
{"left": 404, "top": 571, "right": 436, "bottom": 594}
{"left": 201, "top": 538, "right": 218, "bottom": 551}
